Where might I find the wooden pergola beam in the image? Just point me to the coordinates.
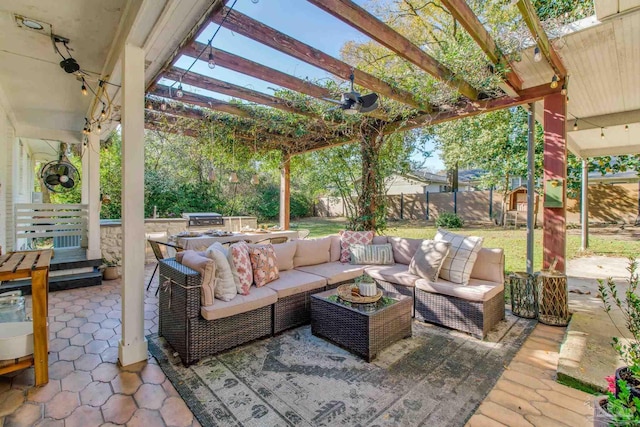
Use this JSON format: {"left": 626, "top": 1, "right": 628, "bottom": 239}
{"left": 211, "top": 8, "right": 427, "bottom": 111}
{"left": 164, "top": 68, "right": 317, "bottom": 118}
{"left": 390, "top": 80, "right": 564, "bottom": 133}
{"left": 440, "top": 0, "right": 522, "bottom": 94}
{"left": 307, "top": 0, "right": 479, "bottom": 101}
{"left": 150, "top": 85, "right": 252, "bottom": 118}
{"left": 182, "top": 42, "right": 332, "bottom": 100}
{"left": 516, "top": 0, "right": 567, "bottom": 78}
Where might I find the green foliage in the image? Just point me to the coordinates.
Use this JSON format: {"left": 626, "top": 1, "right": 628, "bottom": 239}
{"left": 605, "top": 379, "right": 640, "bottom": 424}
{"left": 598, "top": 259, "right": 640, "bottom": 369}
{"left": 435, "top": 212, "right": 464, "bottom": 229}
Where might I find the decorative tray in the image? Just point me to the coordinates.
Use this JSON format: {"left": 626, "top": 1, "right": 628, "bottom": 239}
{"left": 336, "top": 284, "right": 382, "bottom": 304}
{"left": 177, "top": 231, "right": 202, "bottom": 238}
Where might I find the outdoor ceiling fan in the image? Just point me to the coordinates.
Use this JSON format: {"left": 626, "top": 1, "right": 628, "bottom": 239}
{"left": 325, "top": 72, "right": 379, "bottom": 115}
{"left": 40, "top": 158, "right": 78, "bottom": 193}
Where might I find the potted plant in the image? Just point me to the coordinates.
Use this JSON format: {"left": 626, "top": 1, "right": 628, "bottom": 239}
{"left": 102, "top": 257, "right": 120, "bottom": 280}
{"left": 596, "top": 258, "right": 640, "bottom": 424}
{"left": 354, "top": 273, "right": 376, "bottom": 297}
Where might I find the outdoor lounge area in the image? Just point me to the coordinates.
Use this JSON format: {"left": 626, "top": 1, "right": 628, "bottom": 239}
{"left": 1, "top": 0, "right": 640, "bottom": 425}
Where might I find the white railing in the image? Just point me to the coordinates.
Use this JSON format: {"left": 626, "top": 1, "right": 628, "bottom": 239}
{"left": 15, "top": 204, "right": 88, "bottom": 249}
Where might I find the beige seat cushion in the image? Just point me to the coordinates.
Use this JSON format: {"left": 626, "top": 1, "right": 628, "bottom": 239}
{"left": 372, "top": 235, "right": 388, "bottom": 245}
{"left": 365, "top": 264, "right": 420, "bottom": 287}
{"left": 471, "top": 248, "right": 505, "bottom": 284}
{"left": 415, "top": 277, "right": 503, "bottom": 302}
{"left": 200, "top": 286, "right": 277, "bottom": 321}
{"left": 266, "top": 270, "right": 326, "bottom": 298}
{"left": 272, "top": 241, "right": 297, "bottom": 271}
{"left": 295, "top": 262, "right": 365, "bottom": 285}
{"left": 181, "top": 251, "right": 216, "bottom": 306}
{"left": 293, "top": 237, "right": 331, "bottom": 267}
{"left": 388, "top": 237, "right": 423, "bottom": 265}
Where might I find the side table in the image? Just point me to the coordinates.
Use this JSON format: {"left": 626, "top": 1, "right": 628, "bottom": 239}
{"left": 508, "top": 272, "right": 538, "bottom": 319}
{"left": 535, "top": 271, "right": 569, "bottom": 326}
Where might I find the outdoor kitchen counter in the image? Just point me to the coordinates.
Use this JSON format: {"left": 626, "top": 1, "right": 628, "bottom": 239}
{"left": 173, "top": 230, "right": 301, "bottom": 250}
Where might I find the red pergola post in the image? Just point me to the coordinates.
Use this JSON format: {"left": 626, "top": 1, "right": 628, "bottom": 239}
{"left": 543, "top": 93, "right": 567, "bottom": 272}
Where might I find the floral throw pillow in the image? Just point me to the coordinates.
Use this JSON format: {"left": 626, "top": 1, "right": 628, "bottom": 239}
{"left": 230, "top": 241, "right": 252, "bottom": 295}
{"left": 339, "top": 230, "right": 374, "bottom": 263}
{"left": 248, "top": 244, "right": 279, "bottom": 287}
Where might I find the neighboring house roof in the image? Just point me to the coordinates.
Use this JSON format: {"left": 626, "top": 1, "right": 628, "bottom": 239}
{"left": 456, "top": 169, "right": 484, "bottom": 183}
{"left": 406, "top": 169, "right": 449, "bottom": 184}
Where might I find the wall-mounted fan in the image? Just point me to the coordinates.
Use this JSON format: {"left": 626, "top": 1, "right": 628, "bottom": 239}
{"left": 325, "top": 72, "right": 379, "bottom": 115}
{"left": 40, "top": 160, "right": 79, "bottom": 192}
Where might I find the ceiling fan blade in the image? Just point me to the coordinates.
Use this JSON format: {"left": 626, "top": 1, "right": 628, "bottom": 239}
{"left": 45, "top": 174, "right": 61, "bottom": 186}
{"left": 359, "top": 93, "right": 379, "bottom": 109}
{"left": 61, "top": 177, "right": 75, "bottom": 188}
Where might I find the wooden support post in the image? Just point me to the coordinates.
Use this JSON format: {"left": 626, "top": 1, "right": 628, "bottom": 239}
{"left": 31, "top": 267, "right": 48, "bottom": 385}
{"left": 279, "top": 154, "right": 290, "bottom": 230}
{"left": 581, "top": 158, "right": 589, "bottom": 251}
{"left": 543, "top": 93, "right": 567, "bottom": 272}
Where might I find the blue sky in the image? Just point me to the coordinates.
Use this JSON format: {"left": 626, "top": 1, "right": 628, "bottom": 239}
{"left": 161, "top": 0, "right": 444, "bottom": 171}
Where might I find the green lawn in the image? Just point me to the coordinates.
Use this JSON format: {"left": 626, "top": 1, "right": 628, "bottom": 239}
{"left": 288, "top": 217, "right": 640, "bottom": 273}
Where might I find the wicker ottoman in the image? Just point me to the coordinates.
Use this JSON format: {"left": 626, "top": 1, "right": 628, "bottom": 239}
{"left": 311, "top": 288, "right": 412, "bottom": 362}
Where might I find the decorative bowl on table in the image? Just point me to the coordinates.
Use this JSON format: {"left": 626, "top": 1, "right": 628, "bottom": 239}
{"left": 177, "top": 231, "right": 202, "bottom": 238}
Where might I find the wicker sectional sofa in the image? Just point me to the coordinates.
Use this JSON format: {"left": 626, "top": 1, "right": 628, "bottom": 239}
{"left": 158, "top": 234, "right": 505, "bottom": 365}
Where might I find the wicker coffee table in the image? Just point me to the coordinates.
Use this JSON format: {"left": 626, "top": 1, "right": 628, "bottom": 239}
{"left": 311, "top": 287, "right": 412, "bottom": 362}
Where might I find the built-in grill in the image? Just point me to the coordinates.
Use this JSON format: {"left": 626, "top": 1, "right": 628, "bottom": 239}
{"left": 182, "top": 212, "right": 224, "bottom": 227}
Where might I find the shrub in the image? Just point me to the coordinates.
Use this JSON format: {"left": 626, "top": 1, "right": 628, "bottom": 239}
{"left": 435, "top": 212, "right": 464, "bottom": 229}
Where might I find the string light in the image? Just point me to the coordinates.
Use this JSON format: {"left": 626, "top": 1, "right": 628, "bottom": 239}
{"left": 251, "top": 174, "right": 259, "bottom": 185}
{"left": 208, "top": 47, "right": 216, "bottom": 69}
{"left": 100, "top": 103, "right": 106, "bottom": 118}
{"left": 533, "top": 46, "right": 542, "bottom": 62}
{"left": 229, "top": 172, "right": 239, "bottom": 183}
{"left": 81, "top": 78, "right": 87, "bottom": 96}
{"left": 573, "top": 120, "right": 578, "bottom": 131}
{"left": 160, "top": 102, "right": 167, "bottom": 111}
{"left": 146, "top": 101, "right": 153, "bottom": 110}
{"left": 561, "top": 83, "right": 567, "bottom": 96}
{"left": 176, "top": 77, "right": 184, "bottom": 98}
{"left": 550, "top": 74, "right": 559, "bottom": 89}
{"left": 625, "top": 124, "right": 629, "bottom": 131}
{"left": 600, "top": 128, "right": 605, "bottom": 139}
{"left": 97, "top": 123, "right": 102, "bottom": 132}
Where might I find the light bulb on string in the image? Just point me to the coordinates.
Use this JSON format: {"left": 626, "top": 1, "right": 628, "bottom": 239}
{"left": 251, "top": 174, "right": 259, "bottom": 185}
{"left": 208, "top": 48, "right": 216, "bottom": 69}
{"left": 160, "top": 102, "right": 167, "bottom": 111}
{"left": 97, "top": 123, "right": 102, "bottom": 132}
{"left": 146, "top": 102, "right": 153, "bottom": 110}
{"left": 176, "top": 77, "right": 184, "bottom": 98}
{"left": 101, "top": 103, "right": 106, "bottom": 118}
{"left": 81, "top": 79, "right": 88, "bottom": 96}
{"left": 573, "top": 120, "right": 578, "bottom": 131}
{"left": 550, "top": 74, "right": 559, "bottom": 89}
{"left": 533, "top": 46, "right": 542, "bottom": 62}
{"left": 625, "top": 124, "right": 629, "bottom": 131}
{"left": 560, "top": 83, "right": 567, "bottom": 96}
{"left": 601, "top": 128, "right": 605, "bottom": 139}
{"left": 229, "top": 172, "right": 239, "bottom": 183}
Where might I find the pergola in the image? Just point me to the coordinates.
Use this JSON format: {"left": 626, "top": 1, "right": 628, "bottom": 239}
{"left": 143, "top": 0, "right": 566, "bottom": 264}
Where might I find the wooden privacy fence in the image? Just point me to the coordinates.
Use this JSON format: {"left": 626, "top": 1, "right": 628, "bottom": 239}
{"left": 15, "top": 204, "right": 88, "bottom": 250}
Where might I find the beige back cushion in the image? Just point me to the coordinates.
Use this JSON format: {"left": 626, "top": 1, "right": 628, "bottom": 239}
{"left": 181, "top": 250, "right": 216, "bottom": 306}
{"left": 372, "top": 235, "right": 388, "bottom": 245}
{"left": 294, "top": 237, "right": 331, "bottom": 267}
{"left": 388, "top": 237, "right": 423, "bottom": 265}
{"left": 205, "top": 245, "right": 238, "bottom": 301}
{"left": 329, "top": 235, "right": 341, "bottom": 262}
{"left": 272, "top": 241, "right": 297, "bottom": 271}
{"left": 470, "top": 247, "right": 505, "bottom": 284}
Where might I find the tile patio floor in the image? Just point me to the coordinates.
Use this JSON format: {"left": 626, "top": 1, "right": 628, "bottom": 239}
{"left": 0, "top": 264, "right": 593, "bottom": 426}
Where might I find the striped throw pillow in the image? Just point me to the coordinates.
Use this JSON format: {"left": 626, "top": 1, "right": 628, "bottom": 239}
{"left": 349, "top": 244, "right": 395, "bottom": 265}
{"left": 435, "top": 229, "right": 483, "bottom": 285}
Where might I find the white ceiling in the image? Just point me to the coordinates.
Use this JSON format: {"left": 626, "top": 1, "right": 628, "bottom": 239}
{"left": 513, "top": 1, "right": 640, "bottom": 158}
{"left": 0, "top": 0, "right": 127, "bottom": 144}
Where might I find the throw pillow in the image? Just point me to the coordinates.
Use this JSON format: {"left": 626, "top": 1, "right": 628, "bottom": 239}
{"left": 435, "top": 229, "right": 484, "bottom": 285}
{"left": 349, "top": 243, "right": 394, "bottom": 265}
{"left": 408, "top": 240, "right": 451, "bottom": 281}
{"left": 339, "top": 230, "right": 374, "bottom": 263}
{"left": 249, "top": 244, "right": 280, "bottom": 287}
{"left": 205, "top": 244, "right": 238, "bottom": 301}
{"left": 181, "top": 250, "right": 216, "bottom": 306}
{"left": 229, "top": 241, "right": 252, "bottom": 295}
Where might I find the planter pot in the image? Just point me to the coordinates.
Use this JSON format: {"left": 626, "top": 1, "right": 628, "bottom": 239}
{"left": 593, "top": 396, "right": 614, "bottom": 427}
{"left": 103, "top": 266, "right": 119, "bottom": 280}
{"left": 615, "top": 366, "right": 640, "bottom": 401}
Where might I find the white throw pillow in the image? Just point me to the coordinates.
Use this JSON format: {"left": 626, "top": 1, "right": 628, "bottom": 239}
{"left": 180, "top": 250, "right": 216, "bottom": 306}
{"left": 435, "top": 229, "right": 483, "bottom": 285}
{"left": 205, "top": 243, "right": 238, "bottom": 301}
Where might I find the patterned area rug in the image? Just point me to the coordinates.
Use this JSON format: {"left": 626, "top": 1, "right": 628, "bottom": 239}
{"left": 148, "top": 313, "right": 535, "bottom": 427}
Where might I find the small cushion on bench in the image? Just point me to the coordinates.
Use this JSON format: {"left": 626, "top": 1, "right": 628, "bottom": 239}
{"left": 272, "top": 241, "right": 297, "bottom": 271}
{"left": 200, "top": 286, "right": 277, "bottom": 321}
{"left": 471, "top": 248, "right": 505, "bottom": 285}
{"left": 365, "top": 264, "right": 420, "bottom": 287}
{"left": 266, "top": 270, "right": 327, "bottom": 298}
{"left": 296, "top": 262, "right": 364, "bottom": 285}
{"left": 414, "top": 277, "right": 503, "bottom": 302}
